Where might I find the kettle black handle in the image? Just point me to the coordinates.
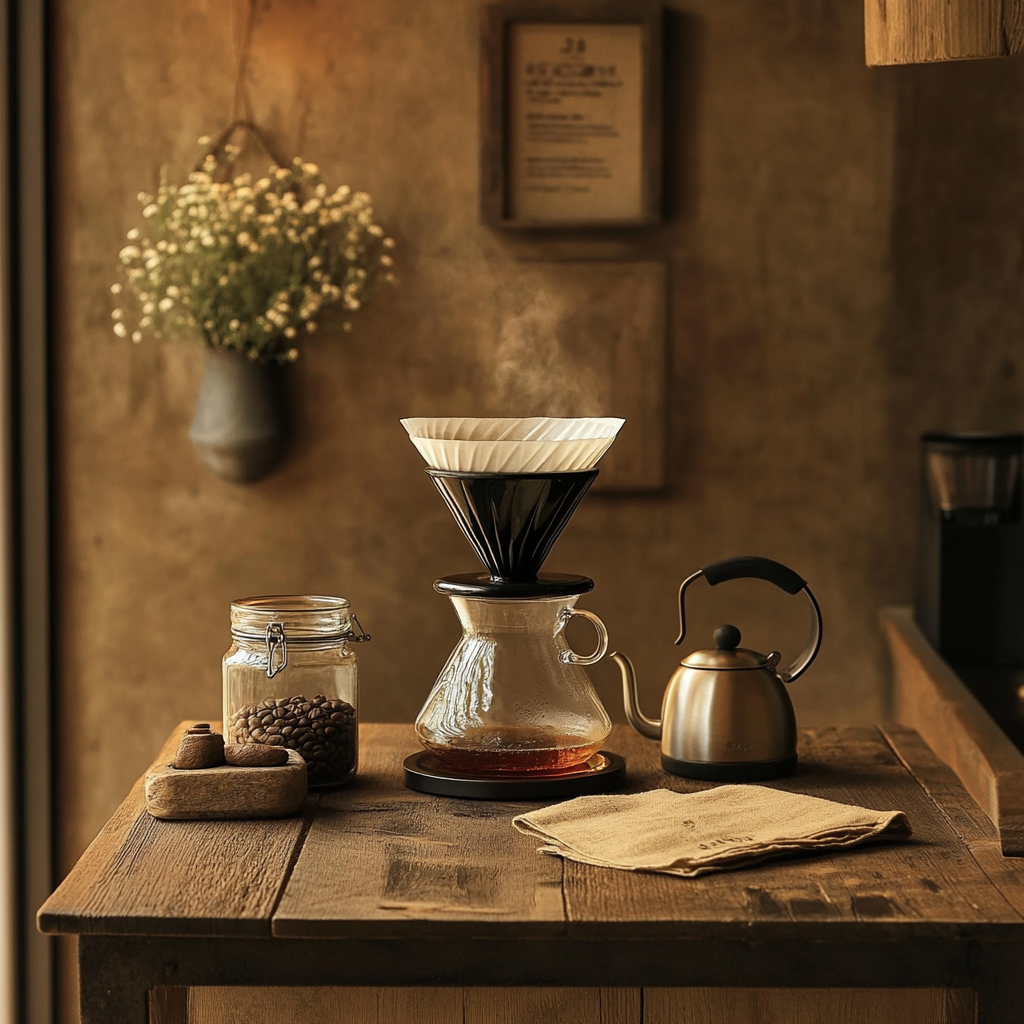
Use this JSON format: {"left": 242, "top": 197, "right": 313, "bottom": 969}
{"left": 675, "top": 555, "right": 823, "bottom": 683}
{"left": 701, "top": 555, "right": 807, "bottom": 595}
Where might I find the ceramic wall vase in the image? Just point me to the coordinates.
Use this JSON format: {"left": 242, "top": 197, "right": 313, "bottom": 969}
{"left": 188, "top": 349, "right": 287, "bottom": 483}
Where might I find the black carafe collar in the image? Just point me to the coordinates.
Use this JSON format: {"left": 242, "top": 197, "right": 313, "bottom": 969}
{"left": 434, "top": 571, "right": 594, "bottom": 599}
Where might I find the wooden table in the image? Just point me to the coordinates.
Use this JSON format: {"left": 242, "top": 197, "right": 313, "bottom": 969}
{"left": 38, "top": 723, "right": 1024, "bottom": 1024}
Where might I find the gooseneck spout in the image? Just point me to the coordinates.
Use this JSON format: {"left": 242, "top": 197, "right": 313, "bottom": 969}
{"left": 611, "top": 651, "right": 661, "bottom": 740}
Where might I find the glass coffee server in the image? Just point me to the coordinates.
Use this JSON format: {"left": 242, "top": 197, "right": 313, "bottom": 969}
{"left": 401, "top": 417, "right": 627, "bottom": 798}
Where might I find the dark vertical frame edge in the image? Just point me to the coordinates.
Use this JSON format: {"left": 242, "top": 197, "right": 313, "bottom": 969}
{"left": 480, "top": 0, "right": 664, "bottom": 230}
{"left": 8, "top": 0, "right": 55, "bottom": 1020}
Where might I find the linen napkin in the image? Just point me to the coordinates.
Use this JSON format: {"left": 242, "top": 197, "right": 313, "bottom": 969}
{"left": 512, "top": 786, "right": 912, "bottom": 878}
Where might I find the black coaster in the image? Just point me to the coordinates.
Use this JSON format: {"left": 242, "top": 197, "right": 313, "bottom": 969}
{"left": 403, "top": 750, "right": 627, "bottom": 800}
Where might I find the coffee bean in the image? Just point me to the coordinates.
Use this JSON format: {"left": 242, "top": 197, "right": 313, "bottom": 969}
{"left": 228, "top": 693, "right": 357, "bottom": 786}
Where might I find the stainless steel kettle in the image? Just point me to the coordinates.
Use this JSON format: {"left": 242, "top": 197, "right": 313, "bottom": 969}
{"left": 612, "top": 556, "right": 822, "bottom": 781}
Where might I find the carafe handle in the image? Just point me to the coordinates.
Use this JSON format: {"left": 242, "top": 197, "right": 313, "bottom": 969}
{"left": 559, "top": 608, "right": 610, "bottom": 666}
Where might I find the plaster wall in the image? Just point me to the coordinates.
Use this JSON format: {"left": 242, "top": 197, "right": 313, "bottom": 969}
{"left": 54, "top": 0, "right": 1024, "bottom": 899}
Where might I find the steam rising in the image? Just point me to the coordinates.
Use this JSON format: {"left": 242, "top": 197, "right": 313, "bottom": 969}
{"left": 493, "top": 290, "right": 606, "bottom": 417}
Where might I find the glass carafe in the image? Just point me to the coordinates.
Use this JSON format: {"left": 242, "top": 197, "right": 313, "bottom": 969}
{"left": 415, "top": 594, "right": 612, "bottom": 774}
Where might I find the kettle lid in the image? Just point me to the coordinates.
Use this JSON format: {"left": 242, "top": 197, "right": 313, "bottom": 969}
{"left": 680, "top": 624, "right": 768, "bottom": 670}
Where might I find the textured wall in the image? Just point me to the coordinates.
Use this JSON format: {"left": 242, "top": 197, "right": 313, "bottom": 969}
{"left": 53, "top": 0, "right": 1024, "bottom": 893}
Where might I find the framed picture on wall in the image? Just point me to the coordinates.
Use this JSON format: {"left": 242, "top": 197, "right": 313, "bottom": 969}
{"left": 481, "top": 2, "right": 663, "bottom": 229}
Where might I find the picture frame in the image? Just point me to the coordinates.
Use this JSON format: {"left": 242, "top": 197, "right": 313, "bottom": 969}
{"left": 481, "top": 2, "right": 663, "bottom": 229}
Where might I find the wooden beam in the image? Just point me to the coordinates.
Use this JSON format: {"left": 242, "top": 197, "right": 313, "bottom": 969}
{"left": 865, "top": 0, "right": 1024, "bottom": 66}
{"left": 881, "top": 607, "right": 1024, "bottom": 855}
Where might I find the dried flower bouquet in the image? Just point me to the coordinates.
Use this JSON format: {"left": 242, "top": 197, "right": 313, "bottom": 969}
{"left": 112, "top": 139, "right": 394, "bottom": 364}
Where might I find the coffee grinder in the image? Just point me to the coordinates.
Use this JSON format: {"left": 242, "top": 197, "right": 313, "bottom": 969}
{"left": 400, "top": 416, "right": 628, "bottom": 798}
{"left": 916, "top": 431, "right": 1024, "bottom": 666}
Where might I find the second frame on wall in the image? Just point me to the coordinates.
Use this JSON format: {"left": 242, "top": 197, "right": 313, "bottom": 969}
{"left": 481, "top": 2, "right": 663, "bottom": 229}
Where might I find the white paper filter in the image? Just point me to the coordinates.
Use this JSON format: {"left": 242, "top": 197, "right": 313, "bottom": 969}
{"left": 401, "top": 417, "right": 625, "bottom": 473}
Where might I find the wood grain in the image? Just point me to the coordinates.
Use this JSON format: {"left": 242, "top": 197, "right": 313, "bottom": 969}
{"left": 145, "top": 749, "right": 306, "bottom": 821}
{"left": 644, "top": 986, "right": 974, "bottom": 1024}
{"left": 563, "top": 725, "right": 1021, "bottom": 939}
{"left": 882, "top": 607, "right": 1024, "bottom": 854}
{"left": 149, "top": 986, "right": 187, "bottom": 1024}
{"left": 272, "top": 723, "right": 565, "bottom": 937}
{"left": 187, "top": 987, "right": 380, "bottom": 1024}
{"left": 865, "top": 0, "right": 1024, "bottom": 66}
{"left": 185, "top": 986, "right": 639, "bottom": 1024}
{"left": 882, "top": 722, "right": 1024, "bottom": 922}
{"left": 38, "top": 722, "right": 316, "bottom": 937}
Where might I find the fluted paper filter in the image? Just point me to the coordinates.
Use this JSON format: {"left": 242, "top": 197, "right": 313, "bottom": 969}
{"left": 401, "top": 417, "right": 624, "bottom": 473}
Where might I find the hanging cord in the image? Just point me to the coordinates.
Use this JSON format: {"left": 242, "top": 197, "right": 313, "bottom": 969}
{"left": 230, "top": 0, "right": 257, "bottom": 125}
{"left": 196, "top": 0, "right": 288, "bottom": 175}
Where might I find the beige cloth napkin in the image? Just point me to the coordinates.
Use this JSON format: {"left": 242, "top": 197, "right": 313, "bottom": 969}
{"left": 512, "top": 786, "right": 912, "bottom": 878}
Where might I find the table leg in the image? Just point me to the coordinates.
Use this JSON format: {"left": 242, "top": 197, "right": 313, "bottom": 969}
{"left": 78, "top": 936, "right": 149, "bottom": 1024}
{"left": 972, "top": 942, "right": 1024, "bottom": 1024}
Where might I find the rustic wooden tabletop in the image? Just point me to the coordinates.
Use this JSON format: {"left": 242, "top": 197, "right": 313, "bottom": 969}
{"left": 38, "top": 722, "right": 1024, "bottom": 1024}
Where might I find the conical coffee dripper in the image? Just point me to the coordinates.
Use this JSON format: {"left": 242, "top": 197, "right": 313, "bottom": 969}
{"left": 401, "top": 416, "right": 628, "bottom": 797}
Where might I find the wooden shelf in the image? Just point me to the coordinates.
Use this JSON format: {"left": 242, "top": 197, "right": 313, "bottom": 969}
{"left": 865, "top": 0, "right": 1024, "bottom": 66}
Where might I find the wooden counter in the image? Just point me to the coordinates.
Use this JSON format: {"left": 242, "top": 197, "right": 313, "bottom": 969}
{"left": 39, "top": 722, "right": 1024, "bottom": 1024}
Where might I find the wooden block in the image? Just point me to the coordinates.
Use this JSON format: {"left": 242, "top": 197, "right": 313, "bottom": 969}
{"left": 145, "top": 749, "right": 306, "bottom": 820}
{"left": 865, "top": 0, "right": 1024, "bottom": 66}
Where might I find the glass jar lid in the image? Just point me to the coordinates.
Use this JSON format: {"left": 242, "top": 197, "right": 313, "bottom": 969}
{"left": 229, "top": 595, "right": 367, "bottom": 643}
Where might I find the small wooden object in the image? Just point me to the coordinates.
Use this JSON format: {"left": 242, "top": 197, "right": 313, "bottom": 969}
{"left": 173, "top": 723, "right": 225, "bottom": 770}
{"left": 225, "top": 743, "right": 289, "bottom": 768}
{"left": 145, "top": 748, "right": 307, "bottom": 821}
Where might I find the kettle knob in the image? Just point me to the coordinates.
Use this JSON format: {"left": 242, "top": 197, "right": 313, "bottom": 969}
{"left": 714, "top": 624, "right": 741, "bottom": 650}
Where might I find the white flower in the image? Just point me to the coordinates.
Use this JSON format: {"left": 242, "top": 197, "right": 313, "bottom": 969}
{"left": 158, "top": 297, "right": 174, "bottom": 312}
{"left": 237, "top": 232, "right": 251, "bottom": 246}
{"left": 286, "top": 348, "right": 299, "bottom": 362}
{"left": 301, "top": 162, "right": 319, "bottom": 176}
{"left": 110, "top": 283, "right": 122, "bottom": 295}
{"left": 284, "top": 327, "right": 297, "bottom": 338}
{"left": 113, "top": 322, "right": 127, "bottom": 337}
{"left": 126, "top": 228, "right": 141, "bottom": 241}
{"left": 131, "top": 331, "right": 142, "bottom": 343}
{"left": 119, "top": 245, "right": 140, "bottom": 263}
{"left": 229, "top": 319, "right": 240, "bottom": 331}
{"left": 306, "top": 321, "right": 317, "bottom": 333}
{"left": 143, "top": 204, "right": 158, "bottom": 218}
{"left": 166, "top": 285, "right": 180, "bottom": 298}
{"left": 380, "top": 254, "right": 393, "bottom": 267}
{"left": 368, "top": 224, "right": 384, "bottom": 237}
{"left": 197, "top": 135, "right": 211, "bottom": 146}
{"left": 383, "top": 237, "right": 396, "bottom": 248}
{"left": 111, "top": 309, "right": 124, "bottom": 320}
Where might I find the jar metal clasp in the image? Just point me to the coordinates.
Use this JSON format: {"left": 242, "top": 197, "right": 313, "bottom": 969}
{"left": 349, "top": 613, "right": 371, "bottom": 642}
{"left": 265, "top": 622, "right": 288, "bottom": 678}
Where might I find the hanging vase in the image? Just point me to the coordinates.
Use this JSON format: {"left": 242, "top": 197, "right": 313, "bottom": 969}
{"left": 188, "top": 348, "right": 287, "bottom": 483}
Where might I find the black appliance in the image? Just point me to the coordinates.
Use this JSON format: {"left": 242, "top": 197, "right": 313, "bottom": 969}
{"left": 916, "top": 431, "right": 1024, "bottom": 666}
